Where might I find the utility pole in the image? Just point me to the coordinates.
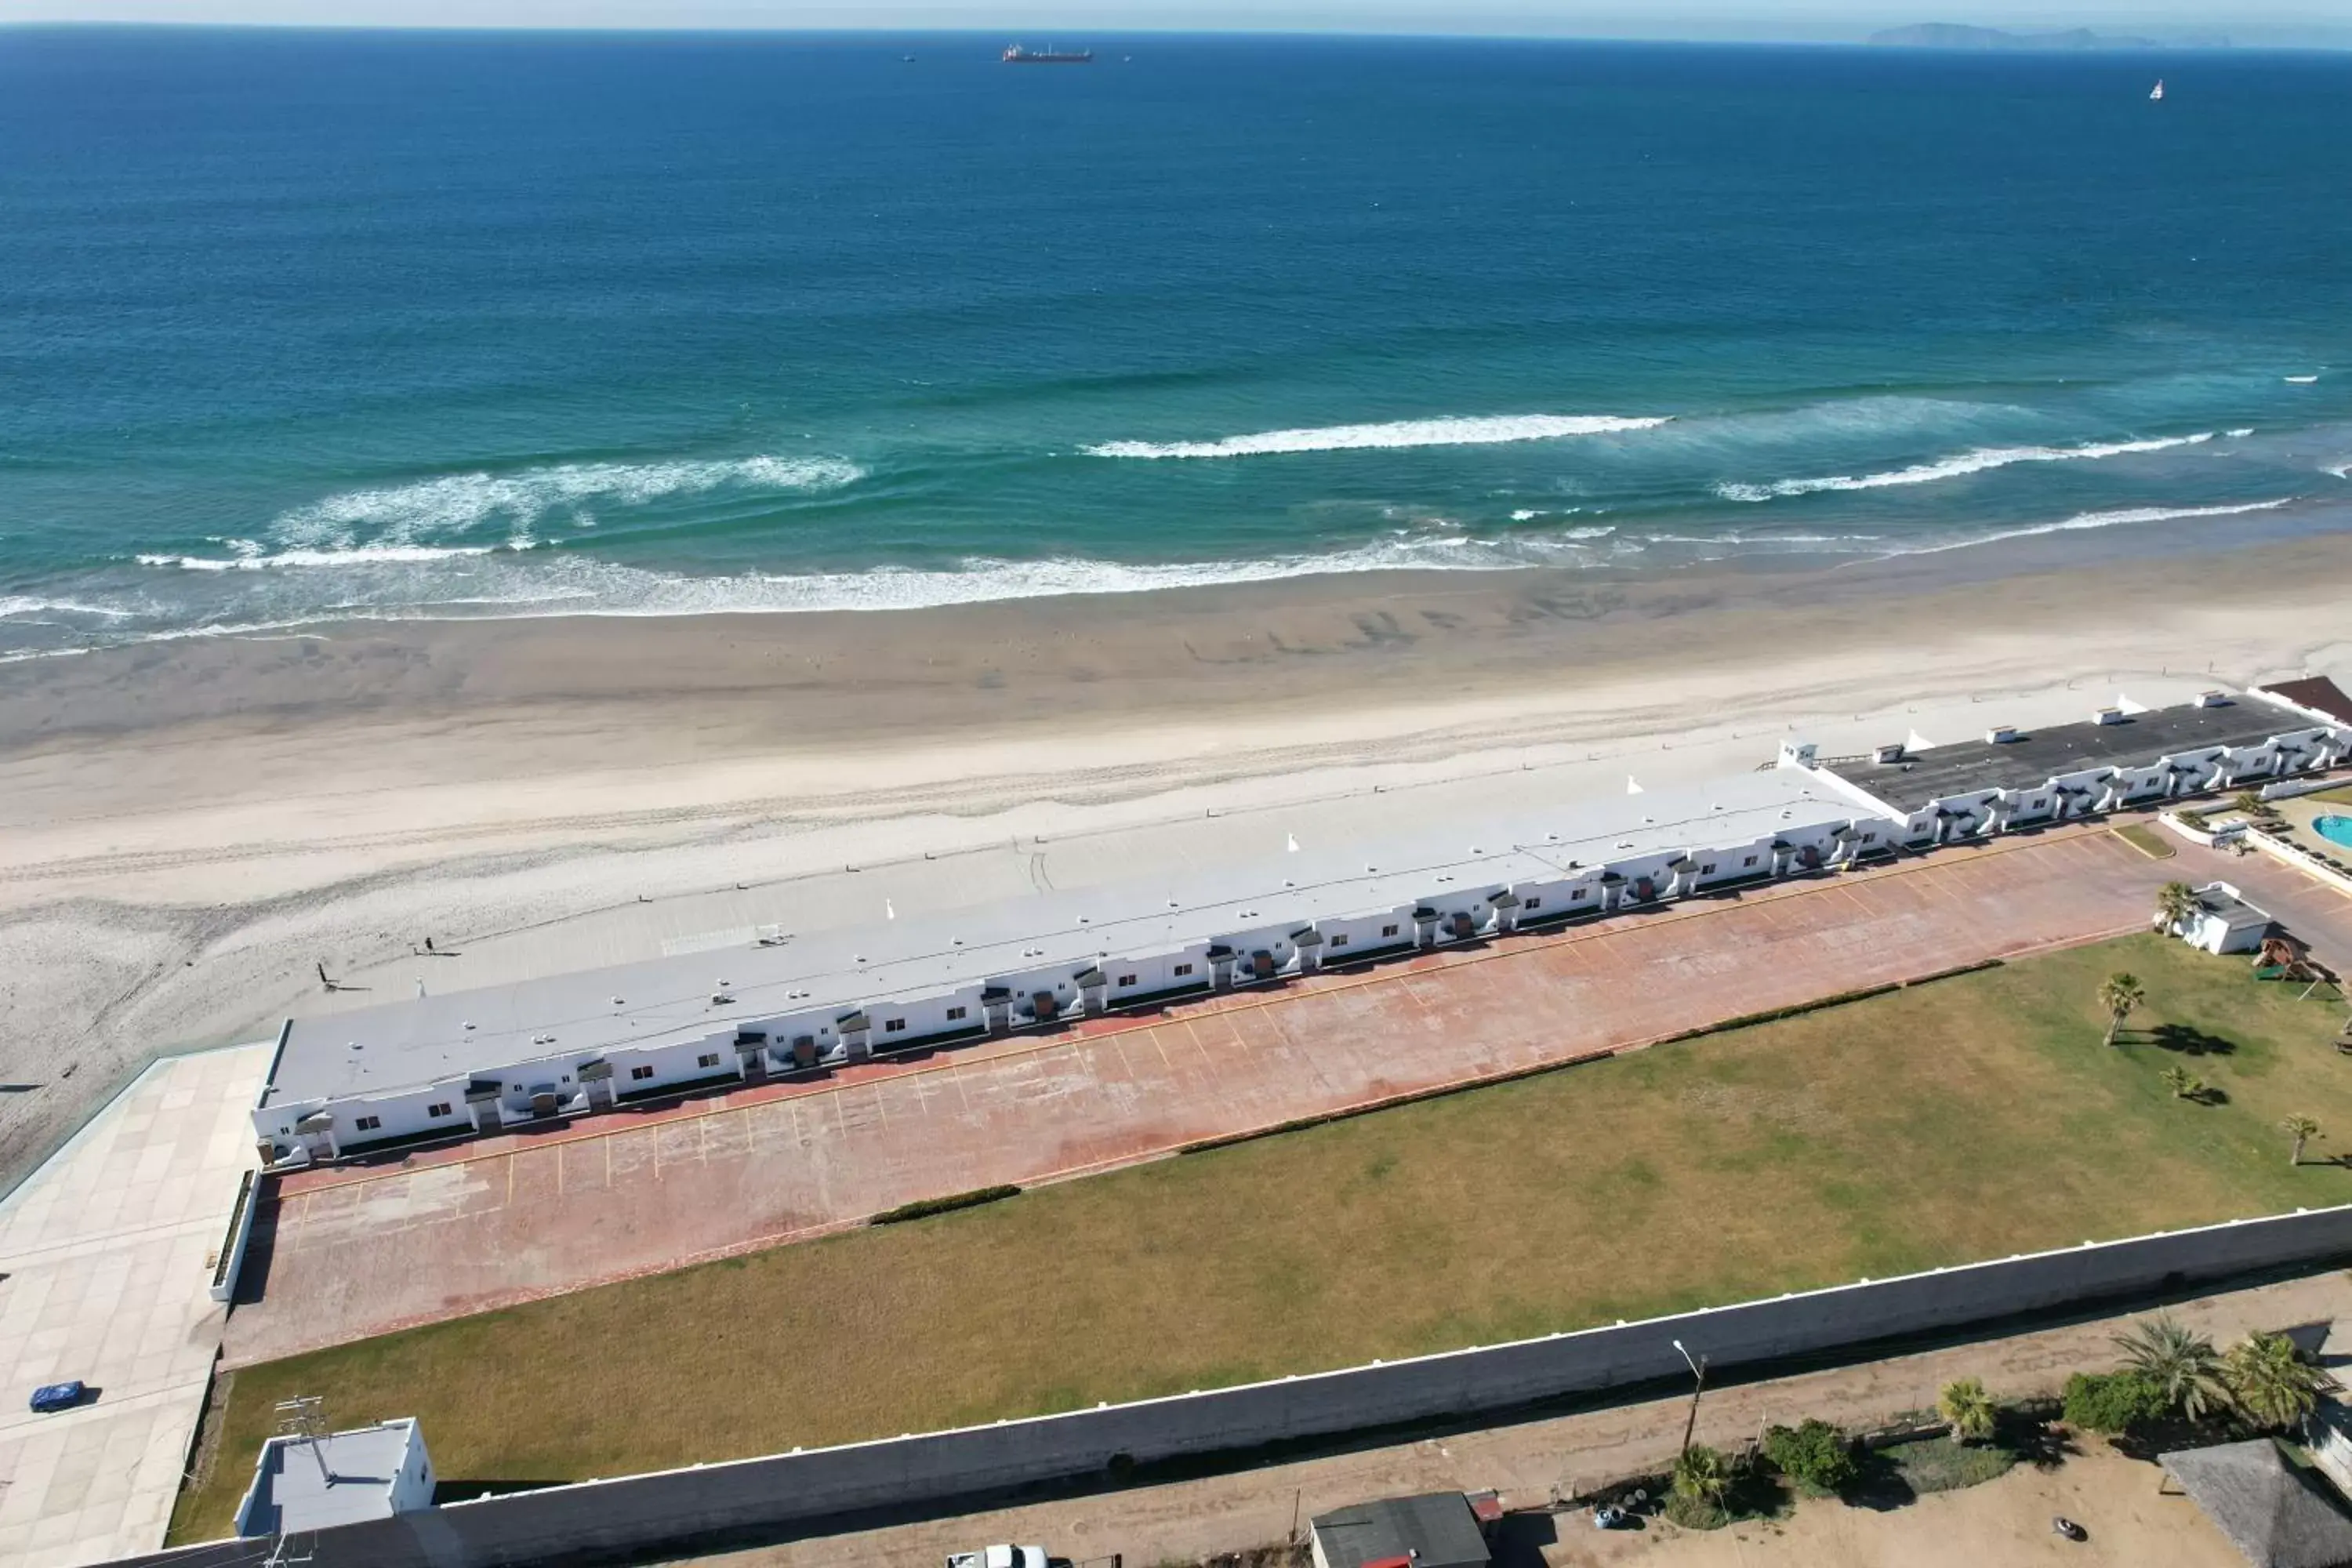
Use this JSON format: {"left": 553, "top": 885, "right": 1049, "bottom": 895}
{"left": 273, "top": 1396, "right": 336, "bottom": 1486}
{"left": 1671, "top": 1339, "right": 1708, "bottom": 1457}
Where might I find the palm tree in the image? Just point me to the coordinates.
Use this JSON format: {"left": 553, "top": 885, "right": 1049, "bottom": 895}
{"left": 2283, "top": 1115, "right": 2322, "bottom": 1167}
{"left": 1940, "top": 1377, "right": 1998, "bottom": 1444}
{"left": 2232, "top": 790, "right": 2276, "bottom": 821}
{"left": 2154, "top": 880, "right": 2198, "bottom": 937}
{"left": 2099, "top": 972, "right": 2146, "bottom": 1047}
{"left": 1671, "top": 1443, "right": 1731, "bottom": 1508}
{"left": 2161, "top": 1065, "right": 2203, "bottom": 1101}
{"left": 2114, "top": 1313, "right": 2225, "bottom": 1422}
{"left": 2222, "top": 1332, "right": 2333, "bottom": 1430}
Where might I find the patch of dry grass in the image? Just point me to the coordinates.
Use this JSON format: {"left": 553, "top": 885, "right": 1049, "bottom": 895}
{"left": 172, "top": 935, "right": 2352, "bottom": 1542}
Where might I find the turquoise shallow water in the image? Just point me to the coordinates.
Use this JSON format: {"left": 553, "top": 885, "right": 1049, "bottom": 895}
{"left": 2, "top": 29, "right": 2351, "bottom": 655}
{"left": 2316, "top": 818, "right": 2352, "bottom": 850}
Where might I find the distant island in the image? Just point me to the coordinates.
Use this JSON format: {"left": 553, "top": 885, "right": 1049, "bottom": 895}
{"left": 1869, "top": 24, "right": 2228, "bottom": 49}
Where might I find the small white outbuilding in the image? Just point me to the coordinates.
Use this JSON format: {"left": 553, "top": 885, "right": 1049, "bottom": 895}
{"left": 2169, "top": 881, "right": 2276, "bottom": 956}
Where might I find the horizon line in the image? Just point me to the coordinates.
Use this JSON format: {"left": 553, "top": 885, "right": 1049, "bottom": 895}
{"left": 0, "top": 19, "right": 2325, "bottom": 48}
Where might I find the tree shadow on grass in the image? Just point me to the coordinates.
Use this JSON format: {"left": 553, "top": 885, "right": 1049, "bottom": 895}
{"left": 1840, "top": 1450, "right": 1918, "bottom": 1512}
{"left": 2147, "top": 1024, "right": 2238, "bottom": 1058}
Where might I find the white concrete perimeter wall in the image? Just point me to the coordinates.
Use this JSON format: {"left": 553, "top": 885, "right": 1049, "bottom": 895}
{"left": 138, "top": 1205, "right": 2352, "bottom": 1568}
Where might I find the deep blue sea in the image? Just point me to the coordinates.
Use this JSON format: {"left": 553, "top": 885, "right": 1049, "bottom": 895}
{"left": 3, "top": 28, "right": 2350, "bottom": 656}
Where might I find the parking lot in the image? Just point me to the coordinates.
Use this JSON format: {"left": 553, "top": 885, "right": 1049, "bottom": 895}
{"left": 227, "top": 825, "right": 2175, "bottom": 1368}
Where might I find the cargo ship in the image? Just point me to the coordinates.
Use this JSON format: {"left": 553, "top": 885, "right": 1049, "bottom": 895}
{"left": 1003, "top": 44, "right": 1093, "bottom": 63}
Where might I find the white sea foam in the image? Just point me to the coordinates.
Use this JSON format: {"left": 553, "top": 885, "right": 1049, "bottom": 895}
{"left": 138, "top": 543, "right": 501, "bottom": 572}
{"left": 270, "top": 455, "right": 864, "bottom": 548}
{"left": 1893, "top": 497, "right": 2295, "bottom": 557}
{"left": 2226, "top": 427, "right": 2254, "bottom": 439}
{"left": 2287, "top": 376, "right": 2320, "bottom": 384}
{"left": 1084, "top": 414, "right": 1671, "bottom": 460}
{"left": 0, "top": 595, "right": 135, "bottom": 619}
{"left": 1715, "top": 432, "right": 2218, "bottom": 503}
{"left": 2326, "top": 463, "right": 2350, "bottom": 481}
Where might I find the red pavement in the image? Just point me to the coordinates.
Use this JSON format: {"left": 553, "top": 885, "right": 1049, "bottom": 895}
{"left": 224, "top": 823, "right": 2175, "bottom": 1367}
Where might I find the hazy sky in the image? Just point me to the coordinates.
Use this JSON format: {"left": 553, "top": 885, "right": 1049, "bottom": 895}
{"left": 0, "top": 0, "right": 2337, "bottom": 44}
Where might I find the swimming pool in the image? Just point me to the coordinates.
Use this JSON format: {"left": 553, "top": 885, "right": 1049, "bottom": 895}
{"left": 2316, "top": 815, "right": 2352, "bottom": 849}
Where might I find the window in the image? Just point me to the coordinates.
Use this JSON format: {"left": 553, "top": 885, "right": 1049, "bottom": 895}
{"left": 1700, "top": 863, "right": 1715, "bottom": 875}
{"left": 1330, "top": 933, "right": 1350, "bottom": 947}
{"left": 1861, "top": 832, "right": 1876, "bottom": 843}
{"left": 698, "top": 1052, "right": 721, "bottom": 1069}
{"left": 1174, "top": 963, "right": 1194, "bottom": 977}
{"left": 630, "top": 1065, "right": 655, "bottom": 1081}
{"left": 946, "top": 1006, "right": 967, "bottom": 1022}
{"left": 426, "top": 1102, "right": 451, "bottom": 1119}
{"left": 884, "top": 1018, "right": 906, "bottom": 1034}
{"left": 354, "top": 1116, "right": 381, "bottom": 1132}
{"left": 1742, "top": 855, "right": 1757, "bottom": 869}
{"left": 1382, "top": 924, "right": 1400, "bottom": 938}
{"left": 1571, "top": 888, "right": 1588, "bottom": 901}
{"left": 1118, "top": 975, "right": 1137, "bottom": 988}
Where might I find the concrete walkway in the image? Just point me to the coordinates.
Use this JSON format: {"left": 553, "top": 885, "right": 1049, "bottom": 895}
{"left": 0, "top": 1044, "right": 274, "bottom": 1568}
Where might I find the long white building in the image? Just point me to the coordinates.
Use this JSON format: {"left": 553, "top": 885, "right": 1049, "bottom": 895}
{"left": 249, "top": 685, "right": 2352, "bottom": 1167}
{"left": 252, "top": 766, "right": 1881, "bottom": 1163}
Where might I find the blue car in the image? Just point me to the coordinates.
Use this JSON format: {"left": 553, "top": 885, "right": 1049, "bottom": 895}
{"left": 28, "top": 1381, "right": 85, "bottom": 1414}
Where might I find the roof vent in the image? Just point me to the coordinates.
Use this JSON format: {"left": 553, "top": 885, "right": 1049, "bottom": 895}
{"left": 1872, "top": 742, "right": 1906, "bottom": 764}
{"left": 611, "top": 996, "right": 625, "bottom": 1006}
{"left": 2092, "top": 706, "right": 2125, "bottom": 725}
{"left": 2197, "top": 690, "right": 2230, "bottom": 708}
{"left": 1986, "top": 724, "right": 2019, "bottom": 745}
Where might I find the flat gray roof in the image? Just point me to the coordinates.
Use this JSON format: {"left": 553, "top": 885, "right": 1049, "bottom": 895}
{"left": 240, "top": 1420, "right": 419, "bottom": 1537}
{"left": 1826, "top": 699, "right": 2304, "bottom": 815}
{"left": 1311, "top": 1492, "right": 1491, "bottom": 1568}
{"left": 2197, "top": 885, "right": 2269, "bottom": 928}
{"left": 267, "top": 768, "right": 1861, "bottom": 1107}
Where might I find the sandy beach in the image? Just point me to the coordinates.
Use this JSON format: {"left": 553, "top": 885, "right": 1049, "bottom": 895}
{"left": 5, "top": 523, "right": 2352, "bottom": 1192}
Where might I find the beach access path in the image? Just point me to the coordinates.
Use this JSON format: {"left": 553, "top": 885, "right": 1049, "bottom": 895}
{"left": 226, "top": 821, "right": 2176, "bottom": 1368}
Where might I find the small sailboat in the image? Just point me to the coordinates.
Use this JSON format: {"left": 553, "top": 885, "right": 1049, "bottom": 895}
{"left": 2150, "top": 79, "right": 2165, "bottom": 101}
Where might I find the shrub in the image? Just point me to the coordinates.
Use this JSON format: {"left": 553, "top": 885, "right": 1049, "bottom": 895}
{"left": 869, "top": 1184, "right": 1021, "bottom": 1225}
{"left": 2062, "top": 1370, "right": 2169, "bottom": 1434}
{"left": 1762, "top": 1418, "right": 1858, "bottom": 1494}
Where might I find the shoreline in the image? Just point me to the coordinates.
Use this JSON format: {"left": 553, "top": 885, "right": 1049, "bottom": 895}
{"left": 4, "top": 519, "right": 2352, "bottom": 1193}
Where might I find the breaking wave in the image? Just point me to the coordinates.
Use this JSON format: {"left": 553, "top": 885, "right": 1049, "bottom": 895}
{"left": 1084, "top": 414, "right": 1671, "bottom": 459}
{"left": 269, "top": 456, "right": 866, "bottom": 548}
{"left": 0, "top": 595, "right": 135, "bottom": 619}
{"left": 139, "top": 543, "right": 512, "bottom": 571}
{"left": 1715, "top": 432, "right": 2221, "bottom": 503}
{"left": 1895, "top": 497, "right": 2296, "bottom": 556}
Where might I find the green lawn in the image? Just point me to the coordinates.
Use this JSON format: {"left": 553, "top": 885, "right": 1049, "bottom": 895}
{"left": 172, "top": 935, "right": 2352, "bottom": 1541}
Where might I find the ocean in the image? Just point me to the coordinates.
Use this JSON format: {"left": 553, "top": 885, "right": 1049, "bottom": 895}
{"left": 2, "top": 28, "right": 2350, "bottom": 658}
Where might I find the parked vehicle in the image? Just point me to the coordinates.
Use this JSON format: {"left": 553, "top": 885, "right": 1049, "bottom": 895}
{"left": 28, "top": 1381, "right": 85, "bottom": 1414}
{"left": 944, "top": 1548, "right": 1048, "bottom": 1568}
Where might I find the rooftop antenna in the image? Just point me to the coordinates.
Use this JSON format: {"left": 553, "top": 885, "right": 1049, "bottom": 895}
{"left": 273, "top": 1396, "right": 336, "bottom": 1487}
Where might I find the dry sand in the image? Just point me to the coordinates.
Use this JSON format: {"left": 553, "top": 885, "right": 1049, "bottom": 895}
{"left": 5, "top": 527, "right": 2352, "bottom": 1191}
